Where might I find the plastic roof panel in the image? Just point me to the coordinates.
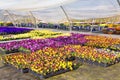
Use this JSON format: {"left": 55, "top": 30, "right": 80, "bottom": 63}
{"left": 0, "top": 0, "right": 76, "bottom": 11}
{"left": 0, "top": 0, "right": 120, "bottom": 23}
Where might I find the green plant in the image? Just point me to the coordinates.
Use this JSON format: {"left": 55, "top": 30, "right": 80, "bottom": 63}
{"left": 19, "top": 47, "right": 31, "bottom": 54}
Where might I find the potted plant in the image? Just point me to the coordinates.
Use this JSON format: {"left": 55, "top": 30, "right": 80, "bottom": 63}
{"left": 19, "top": 47, "right": 31, "bottom": 54}
{"left": 66, "top": 52, "right": 76, "bottom": 61}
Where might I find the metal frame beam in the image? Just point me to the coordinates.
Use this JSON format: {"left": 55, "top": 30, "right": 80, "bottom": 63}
{"left": 60, "top": 6, "right": 73, "bottom": 32}
{"left": 5, "top": 10, "right": 16, "bottom": 26}
{"left": 117, "top": 0, "right": 120, "bottom": 6}
{"left": 29, "top": 11, "right": 38, "bottom": 28}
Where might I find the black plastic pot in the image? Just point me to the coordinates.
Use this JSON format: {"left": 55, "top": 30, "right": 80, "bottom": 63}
{"left": 66, "top": 56, "right": 76, "bottom": 61}
{"left": 4, "top": 63, "right": 29, "bottom": 73}
{"left": 19, "top": 50, "right": 31, "bottom": 54}
{"left": 6, "top": 49, "right": 19, "bottom": 54}
{"left": 0, "top": 48, "right": 20, "bottom": 54}
{"left": 21, "top": 68, "right": 29, "bottom": 73}
{"left": 18, "top": 47, "right": 31, "bottom": 54}
{"left": 79, "top": 58, "right": 85, "bottom": 63}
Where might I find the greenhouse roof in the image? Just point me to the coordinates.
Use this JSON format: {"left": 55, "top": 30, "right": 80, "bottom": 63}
{"left": 0, "top": 0, "right": 75, "bottom": 11}
{"left": 0, "top": 0, "right": 120, "bottom": 23}
{"left": 0, "top": 0, "right": 119, "bottom": 11}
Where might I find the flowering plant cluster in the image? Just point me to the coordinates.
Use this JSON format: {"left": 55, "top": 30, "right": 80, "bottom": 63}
{"left": 3, "top": 47, "right": 77, "bottom": 75}
{"left": 0, "top": 30, "right": 64, "bottom": 41}
{"left": 0, "top": 27, "right": 33, "bottom": 35}
{"left": 0, "top": 33, "right": 87, "bottom": 52}
{"left": 2, "top": 44, "right": 119, "bottom": 75}
{"left": 67, "top": 45, "right": 119, "bottom": 63}
{"left": 3, "top": 53, "right": 29, "bottom": 68}
{"left": 0, "top": 33, "right": 119, "bottom": 53}
{"left": 85, "top": 35, "right": 120, "bottom": 50}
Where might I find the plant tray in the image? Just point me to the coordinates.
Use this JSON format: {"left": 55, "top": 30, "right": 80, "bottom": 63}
{"left": 4, "top": 63, "right": 29, "bottom": 73}
{"left": 29, "top": 65, "right": 79, "bottom": 79}
{"left": 0, "top": 48, "right": 19, "bottom": 54}
{"left": 78, "top": 58, "right": 118, "bottom": 67}
{"left": 30, "top": 68, "right": 73, "bottom": 79}
{"left": 0, "top": 48, "right": 31, "bottom": 54}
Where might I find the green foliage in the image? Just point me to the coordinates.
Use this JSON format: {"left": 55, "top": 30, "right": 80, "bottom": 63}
{"left": 19, "top": 47, "right": 31, "bottom": 54}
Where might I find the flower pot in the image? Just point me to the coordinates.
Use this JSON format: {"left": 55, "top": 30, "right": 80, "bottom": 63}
{"left": 21, "top": 68, "right": 29, "bottom": 73}
{"left": 66, "top": 56, "right": 76, "bottom": 61}
{"left": 19, "top": 47, "right": 31, "bottom": 54}
{"left": 87, "top": 60, "right": 94, "bottom": 65}
{"left": 79, "top": 58, "right": 84, "bottom": 63}
{"left": 99, "top": 62, "right": 110, "bottom": 67}
{"left": 6, "top": 49, "right": 19, "bottom": 54}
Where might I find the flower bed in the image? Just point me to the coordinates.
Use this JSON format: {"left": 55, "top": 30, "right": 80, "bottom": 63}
{"left": 29, "top": 66, "right": 77, "bottom": 79}
{"left": 1, "top": 31, "right": 120, "bottom": 79}
{"left": 35, "top": 45, "right": 120, "bottom": 66}
{"left": 85, "top": 35, "right": 120, "bottom": 51}
{"left": 0, "top": 33, "right": 87, "bottom": 52}
{"left": 0, "top": 33, "right": 119, "bottom": 54}
{"left": 0, "top": 30, "right": 64, "bottom": 41}
{"left": 2, "top": 45, "right": 120, "bottom": 71}
{"left": 2, "top": 48, "right": 80, "bottom": 78}
{"left": 2, "top": 43, "right": 120, "bottom": 79}
{"left": 1, "top": 33, "right": 120, "bottom": 69}
{"left": 0, "top": 27, "right": 33, "bottom": 35}
{"left": 12, "top": 30, "right": 63, "bottom": 39}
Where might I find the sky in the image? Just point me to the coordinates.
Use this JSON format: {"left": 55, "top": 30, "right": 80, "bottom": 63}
{"left": 0, "top": 0, "right": 120, "bottom": 23}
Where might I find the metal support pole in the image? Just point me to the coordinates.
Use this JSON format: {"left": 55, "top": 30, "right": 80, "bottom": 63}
{"left": 3, "top": 15, "right": 7, "bottom": 23}
{"left": 17, "top": 15, "right": 22, "bottom": 27}
{"left": 60, "top": 6, "right": 73, "bottom": 32}
{"left": 19, "top": 16, "right": 22, "bottom": 27}
{"left": 2, "top": 15, "right": 8, "bottom": 26}
{"left": 13, "top": 15, "right": 20, "bottom": 27}
{"left": 5, "top": 10, "right": 16, "bottom": 26}
{"left": 29, "top": 11, "right": 38, "bottom": 28}
{"left": 91, "top": 18, "right": 95, "bottom": 32}
{"left": 117, "top": 0, "right": 120, "bottom": 6}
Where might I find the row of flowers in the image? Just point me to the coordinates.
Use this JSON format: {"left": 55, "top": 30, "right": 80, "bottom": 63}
{"left": 3, "top": 50, "right": 77, "bottom": 75}
{"left": 102, "top": 27, "right": 120, "bottom": 34}
{"left": 0, "top": 30, "right": 67, "bottom": 41}
{"left": 0, "top": 33, "right": 87, "bottom": 52}
{"left": 85, "top": 35, "right": 120, "bottom": 50}
{"left": 0, "top": 28, "right": 119, "bottom": 51}
{"left": 0, "top": 33, "right": 119, "bottom": 52}
{"left": 0, "top": 27, "right": 33, "bottom": 35}
{"left": 2, "top": 45, "right": 120, "bottom": 75}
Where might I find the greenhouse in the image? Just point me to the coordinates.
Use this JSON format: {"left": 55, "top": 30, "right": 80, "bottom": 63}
{"left": 0, "top": 0, "right": 120, "bottom": 80}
